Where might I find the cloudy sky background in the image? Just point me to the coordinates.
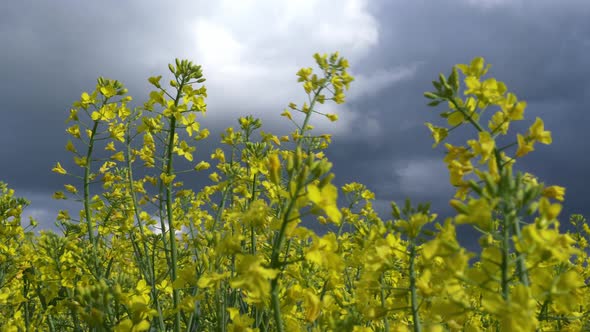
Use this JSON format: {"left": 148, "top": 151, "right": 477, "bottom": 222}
{"left": 1, "top": 0, "right": 589, "bottom": 247}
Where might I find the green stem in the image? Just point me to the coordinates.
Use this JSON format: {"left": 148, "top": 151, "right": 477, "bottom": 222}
{"left": 408, "top": 242, "right": 422, "bottom": 332}
{"left": 380, "top": 273, "right": 390, "bottom": 332}
{"left": 84, "top": 120, "right": 101, "bottom": 279}
{"left": 34, "top": 284, "right": 56, "bottom": 332}
{"left": 501, "top": 215, "right": 510, "bottom": 300}
{"left": 124, "top": 119, "right": 166, "bottom": 331}
{"left": 512, "top": 216, "right": 529, "bottom": 286}
{"left": 23, "top": 279, "right": 30, "bottom": 331}
{"left": 268, "top": 84, "right": 328, "bottom": 331}
{"left": 270, "top": 279, "right": 283, "bottom": 332}
{"left": 165, "top": 84, "right": 183, "bottom": 332}
{"left": 250, "top": 174, "right": 258, "bottom": 256}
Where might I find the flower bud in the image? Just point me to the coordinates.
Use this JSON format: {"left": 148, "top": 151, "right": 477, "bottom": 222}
{"left": 268, "top": 153, "right": 281, "bottom": 185}
{"left": 318, "top": 173, "right": 335, "bottom": 189}
{"left": 468, "top": 180, "right": 483, "bottom": 197}
{"left": 526, "top": 202, "right": 539, "bottom": 215}
{"left": 391, "top": 202, "right": 401, "bottom": 219}
{"left": 482, "top": 172, "right": 498, "bottom": 196}
{"left": 294, "top": 147, "right": 303, "bottom": 170}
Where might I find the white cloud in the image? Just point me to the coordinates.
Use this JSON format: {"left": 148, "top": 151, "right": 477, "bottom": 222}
{"left": 22, "top": 207, "right": 53, "bottom": 224}
{"left": 393, "top": 158, "right": 451, "bottom": 197}
{"left": 145, "top": 0, "right": 416, "bottom": 139}
{"left": 462, "top": 0, "right": 521, "bottom": 9}
{"left": 347, "top": 63, "right": 422, "bottom": 100}
{"left": 18, "top": 192, "right": 79, "bottom": 232}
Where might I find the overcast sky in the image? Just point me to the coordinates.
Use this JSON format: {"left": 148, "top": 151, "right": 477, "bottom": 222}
{"left": 1, "top": 0, "right": 589, "bottom": 246}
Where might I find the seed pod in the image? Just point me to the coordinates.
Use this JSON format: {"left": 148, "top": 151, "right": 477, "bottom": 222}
{"left": 526, "top": 201, "right": 539, "bottom": 215}
{"left": 310, "top": 161, "right": 322, "bottom": 178}
{"left": 449, "top": 200, "right": 469, "bottom": 214}
{"left": 468, "top": 179, "right": 484, "bottom": 197}
{"left": 294, "top": 146, "right": 303, "bottom": 170}
{"left": 319, "top": 160, "right": 333, "bottom": 174}
{"left": 296, "top": 166, "right": 310, "bottom": 188}
{"left": 286, "top": 153, "right": 295, "bottom": 175}
{"left": 482, "top": 172, "right": 498, "bottom": 196}
{"left": 268, "top": 153, "right": 281, "bottom": 185}
{"left": 318, "top": 173, "right": 335, "bottom": 189}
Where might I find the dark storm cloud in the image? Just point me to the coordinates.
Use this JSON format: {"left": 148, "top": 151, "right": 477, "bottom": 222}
{"left": 1, "top": 0, "right": 588, "bottom": 243}
{"left": 329, "top": 0, "right": 590, "bottom": 225}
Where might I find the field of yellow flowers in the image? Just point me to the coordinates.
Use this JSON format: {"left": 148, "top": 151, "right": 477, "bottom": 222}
{"left": 0, "top": 52, "right": 588, "bottom": 331}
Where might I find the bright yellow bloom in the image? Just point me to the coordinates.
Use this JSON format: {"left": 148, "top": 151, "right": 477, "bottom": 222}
{"left": 99, "top": 85, "right": 117, "bottom": 98}
{"left": 210, "top": 148, "right": 225, "bottom": 163}
{"left": 208, "top": 172, "right": 220, "bottom": 182}
{"left": 109, "top": 123, "right": 126, "bottom": 142}
{"left": 227, "top": 307, "right": 258, "bottom": 332}
{"left": 74, "top": 156, "right": 87, "bottom": 167}
{"left": 538, "top": 196, "right": 562, "bottom": 221}
{"left": 528, "top": 117, "right": 552, "bottom": 144}
{"left": 173, "top": 140, "right": 195, "bottom": 161}
{"left": 194, "top": 161, "right": 210, "bottom": 171}
{"left": 425, "top": 123, "right": 448, "bottom": 147}
{"left": 52, "top": 162, "right": 67, "bottom": 175}
{"left": 515, "top": 224, "right": 578, "bottom": 264}
{"left": 451, "top": 197, "right": 496, "bottom": 232}
{"left": 66, "top": 124, "right": 81, "bottom": 138}
{"left": 91, "top": 104, "right": 117, "bottom": 121}
{"left": 307, "top": 183, "right": 342, "bottom": 224}
{"left": 542, "top": 185, "right": 565, "bottom": 201}
{"left": 482, "top": 284, "right": 538, "bottom": 331}
{"left": 149, "top": 90, "right": 166, "bottom": 106}
{"left": 80, "top": 91, "right": 96, "bottom": 106}
{"left": 281, "top": 110, "right": 293, "bottom": 120}
{"left": 516, "top": 134, "right": 534, "bottom": 157}
{"left": 198, "top": 128, "right": 210, "bottom": 140}
{"left": 488, "top": 110, "right": 510, "bottom": 134}
{"left": 464, "top": 76, "right": 482, "bottom": 96}
{"left": 447, "top": 97, "right": 478, "bottom": 126}
{"left": 105, "top": 141, "right": 116, "bottom": 151}
{"left": 148, "top": 75, "right": 162, "bottom": 87}
{"left": 197, "top": 271, "right": 231, "bottom": 289}
{"left": 64, "top": 184, "right": 77, "bottom": 194}
{"left": 457, "top": 57, "right": 490, "bottom": 78}
{"left": 159, "top": 173, "right": 176, "bottom": 185}
{"left": 507, "top": 100, "right": 526, "bottom": 121}
{"left": 326, "top": 113, "right": 338, "bottom": 122}
{"left": 230, "top": 255, "right": 279, "bottom": 304}
{"left": 180, "top": 113, "right": 200, "bottom": 137}
{"left": 65, "top": 140, "right": 77, "bottom": 152}
{"left": 467, "top": 131, "right": 495, "bottom": 163}
{"left": 110, "top": 151, "right": 125, "bottom": 162}
{"left": 447, "top": 159, "right": 473, "bottom": 186}
{"left": 303, "top": 289, "right": 321, "bottom": 322}
{"left": 396, "top": 212, "right": 432, "bottom": 239}
{"left": 66, "top": 108, "right": 79, "bottom": 123}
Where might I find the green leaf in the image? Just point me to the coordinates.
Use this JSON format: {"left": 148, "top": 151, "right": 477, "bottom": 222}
{"left": 148, "top": 75, "right": 162, "bottom": 87}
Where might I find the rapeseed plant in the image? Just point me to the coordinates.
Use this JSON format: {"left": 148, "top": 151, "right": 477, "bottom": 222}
{"left": 0, "top": 52, "right": 587, "bottom": 331}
